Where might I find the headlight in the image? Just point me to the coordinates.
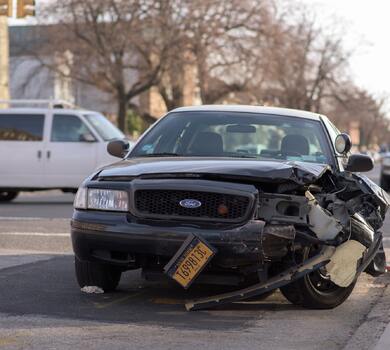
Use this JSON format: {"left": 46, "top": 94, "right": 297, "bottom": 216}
{"left": 74, "top": 188, "right": 128, "bottom": 212}
{"left": 88, "top": 189, "right": 128, "bottom": 211}
{"left": 74, "top": 187, "right": 87, "bottom": 209}
{"left": 383, "top": 158, "right": 390, "bottom": 166}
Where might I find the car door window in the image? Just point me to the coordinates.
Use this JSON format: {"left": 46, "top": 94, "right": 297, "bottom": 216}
{"left": 322, "top": 117, "right": 340, "bottom": 144}
{"left": 51, "top": 114, "right": 93, "bottom": 142}
{"left": 0, "top": 114, "right": 44, "bottom": 141}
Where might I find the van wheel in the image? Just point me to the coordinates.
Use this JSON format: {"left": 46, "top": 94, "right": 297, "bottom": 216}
{"left": 280, "top": 246, "right": 356, "bottom": 309}
{"left": 0, "top": 191, "right": 19, "bottom": 202}
{"left": 75, "top": 257, "right": 122, "bottom": 292}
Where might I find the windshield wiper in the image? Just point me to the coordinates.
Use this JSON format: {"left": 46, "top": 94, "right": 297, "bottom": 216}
{"left": 141, "top": 152, "right": 181, "bottom": 157}
{"left": 233, "top": 154, "right": 258, "bottom": 159}
{"left": 140, "top": 153, "right": 258, "bottom": 158}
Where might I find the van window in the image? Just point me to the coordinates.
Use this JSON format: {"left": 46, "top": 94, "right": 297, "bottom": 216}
{"left": 0, "top": 114, "right": 44, "bottom": 141}
{"left": 84, "top": 113, "right": 124, "bottom": 141}
{"left": 51, "top": 115, "right": 93, "bottom": 142}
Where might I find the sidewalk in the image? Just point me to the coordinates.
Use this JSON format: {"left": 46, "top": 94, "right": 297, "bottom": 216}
{"left": 374, "top": 256, "right": 390, "bottom": 350}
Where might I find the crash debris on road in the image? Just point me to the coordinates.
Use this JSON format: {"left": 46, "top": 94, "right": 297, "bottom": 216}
{"left": 80, "top": 286, "right": 104, "bottom": 294}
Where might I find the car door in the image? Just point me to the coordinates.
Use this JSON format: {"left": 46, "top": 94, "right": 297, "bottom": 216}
{"left": 44, "top": 113, "right": 98, "bottom": 188}
{"left": 0, "top": 112, "right": 46, "bottom": 188}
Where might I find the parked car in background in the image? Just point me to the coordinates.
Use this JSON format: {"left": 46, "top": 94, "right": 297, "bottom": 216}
{"left": 380, "top": 152, "right": 390, "bottom": 190}
{"left": 72, "top": 105, "right": 388, "bottom": 311}
{"left": 0, "top": 101, "right": 127, "bottom": 202}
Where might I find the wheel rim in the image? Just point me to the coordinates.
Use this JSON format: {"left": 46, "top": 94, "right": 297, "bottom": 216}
{"left": 307, "top": 269, "right": 340, "bottom": 295}
{"left": 304, "top": 245, "right": 344, "bottom": 295}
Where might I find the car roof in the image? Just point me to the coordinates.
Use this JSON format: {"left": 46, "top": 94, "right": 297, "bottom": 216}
{"left": 0, "top": 108, "right": 96, "bottom": 114}
{"left": 170, "top": 105, "right": 322, "bottom": 120}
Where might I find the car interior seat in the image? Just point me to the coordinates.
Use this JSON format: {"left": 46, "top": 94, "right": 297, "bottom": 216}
{"left": 190, "top": 131, "right": 224, "bottom": 156}
{"left": 281, "top": 134, "right": 309, "bottom": 156}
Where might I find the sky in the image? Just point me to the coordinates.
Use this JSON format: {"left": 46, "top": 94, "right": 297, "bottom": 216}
{"left": 9, "top": 0, "right": 390, "bottom": 98}
{"left": 302, "top": 0, "right": 390, "bottom": 98}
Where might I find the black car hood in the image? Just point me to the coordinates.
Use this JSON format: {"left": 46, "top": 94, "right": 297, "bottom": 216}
{"left": 97, "top": 157, "right": 331, "bottom": 185}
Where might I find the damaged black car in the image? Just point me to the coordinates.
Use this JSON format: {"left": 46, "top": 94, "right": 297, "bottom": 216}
{"left": 71, "top": 105, "right": 389, "bottom": 311}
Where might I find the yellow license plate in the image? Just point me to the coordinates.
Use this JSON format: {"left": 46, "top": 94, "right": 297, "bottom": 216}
{"left": 164, "top": 235, "right": 216, "bottom": 289}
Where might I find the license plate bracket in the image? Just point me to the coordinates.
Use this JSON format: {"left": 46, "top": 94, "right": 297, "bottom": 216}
{"left": 164, "top": 234, "right": 217, "bottom": 289}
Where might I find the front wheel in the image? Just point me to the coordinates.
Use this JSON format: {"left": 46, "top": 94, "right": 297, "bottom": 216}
{"left": 0, "top": 191, "right": 19, "bottom": 202}
{"left": 75, "top": 257, "right": 122, "bottom": 292}
{"left": 280, "top": 247, "right": 356, "bottom": 309}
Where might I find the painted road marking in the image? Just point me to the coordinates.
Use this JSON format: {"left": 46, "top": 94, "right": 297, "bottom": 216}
{"left": 0, "top": 217, "right": 70, "bottom": 221}
{"left": 93, "top": 293, "right": 141, "bottom": 309}
{"left": 0, "top": 232, "right": 70, "bottom": 237}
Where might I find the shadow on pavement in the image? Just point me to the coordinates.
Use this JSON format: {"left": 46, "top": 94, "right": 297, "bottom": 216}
{"left": 0, "top": 255, "right": 297, "bottom": 330}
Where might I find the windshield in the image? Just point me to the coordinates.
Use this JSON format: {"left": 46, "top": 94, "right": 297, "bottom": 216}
{"left": 130, "top": 111, "right": 333, "bottom": 165}
{"left": 84, "top": 113, "right": 124, "bottom": 141}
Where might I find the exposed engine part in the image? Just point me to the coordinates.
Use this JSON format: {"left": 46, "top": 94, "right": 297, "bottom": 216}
{"left": 349, "top": 213, "right": 375, "bottom": 248}
{"left": 260, "top": 225, "right": 295, "bottom": 260}
{"left": 306, "top": 191, "right": 343, "bottom": 240}
{"left": 295, "top": 230, "right": 338, "bottom": 246}
{"left": 257, "top": 193, "right": 309, "bottom": 225}
{"left": 325, "top": 240, "right": 366, "bottom": 287}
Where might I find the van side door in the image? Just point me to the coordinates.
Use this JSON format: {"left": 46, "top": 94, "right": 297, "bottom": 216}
{"left": 44, "top": 113, "right": 98, "bottom": 188}
{"left": 0, "top": 113, "right": 46, "bottom": 188}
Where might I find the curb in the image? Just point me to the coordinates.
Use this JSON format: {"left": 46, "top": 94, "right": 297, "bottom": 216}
{"left": 343, "top": 275, "right": 390, "bottom": 350}
{"left": 375, "top": 322, "right": 390, "bottom": 350}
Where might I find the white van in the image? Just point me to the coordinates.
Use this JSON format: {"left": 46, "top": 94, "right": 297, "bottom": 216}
{"left": 0, "top": 102, "right": 127, "bottom": 202}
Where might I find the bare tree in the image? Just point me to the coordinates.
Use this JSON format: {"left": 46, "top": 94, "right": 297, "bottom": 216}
{"left": 35, "top": 0, "right": 180, "bottom": 131}
{"left": 327, "top": 85, "right": 390, "bottom": 148}
{"left": 257, "top": 7, "right": 350, "bottom": 112}
{"left": 28, "top": 0, "right": 388, "bottom": 146}
{"left": 155, "top": 0, "right": 272, "bottom": 109}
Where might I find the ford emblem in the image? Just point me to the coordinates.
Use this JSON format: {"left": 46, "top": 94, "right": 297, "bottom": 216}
{"left": 179, "top": 199, "right": 202, "bottom": 209}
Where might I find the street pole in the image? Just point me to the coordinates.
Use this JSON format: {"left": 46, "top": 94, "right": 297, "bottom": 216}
{"left": 0, "top": 14, "right": 10, "bottom": 105}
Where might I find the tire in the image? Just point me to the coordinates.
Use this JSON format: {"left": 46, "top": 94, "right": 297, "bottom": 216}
{"left": 75, "top": 257, "right": 122, "bottom": 292}
{"left": 280, "top": 247, "right": 356, "bottom": 309}
{"left": 380, "top": 175, "right": 389, "bottom": 191}
{"left": 0, "top": 191, "right": 19, "bottom": 202}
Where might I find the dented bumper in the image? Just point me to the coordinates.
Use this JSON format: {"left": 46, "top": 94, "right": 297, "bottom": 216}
{"left": 71, "top": 210, "right": 269, "bottom": 267}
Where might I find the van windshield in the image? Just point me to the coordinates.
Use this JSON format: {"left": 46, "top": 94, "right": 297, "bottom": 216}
{"left": 84, "top": 113, "right": 124, "bottom": 141}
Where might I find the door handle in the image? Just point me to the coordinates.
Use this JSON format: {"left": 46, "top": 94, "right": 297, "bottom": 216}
{"left": 47, "top": 150, "right": 51, "bottom": 159}
{"left": 37, "top": 150, "right": 42, "bottom": 159}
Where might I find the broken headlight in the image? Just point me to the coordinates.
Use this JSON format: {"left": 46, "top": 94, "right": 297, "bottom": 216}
{"left": 74, "top": 188, "right": 129, "bottom": 212}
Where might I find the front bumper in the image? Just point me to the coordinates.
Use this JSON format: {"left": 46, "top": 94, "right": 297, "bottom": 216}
{"left": 71, "top": 210, "right": 266, "bottom": 268}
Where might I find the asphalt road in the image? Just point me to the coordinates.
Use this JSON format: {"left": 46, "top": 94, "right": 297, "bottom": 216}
{"left": 0, "top": 164, "right": 389, "bottom": 350}
{"left": 0, "top": 190, "right": 74, "bottom": 219}
{"left": 0, "top": 252, "right": 388, "bottom": 350}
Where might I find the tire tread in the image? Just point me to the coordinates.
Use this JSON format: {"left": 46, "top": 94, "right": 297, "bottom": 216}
{"left": 75, "top": 258, "right": 121, "bottom": 292}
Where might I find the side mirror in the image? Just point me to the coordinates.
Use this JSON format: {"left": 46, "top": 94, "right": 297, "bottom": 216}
{"left": 107, "top": 139, "right": 129, "bottom": 158}
{"left": 335, "top": 133, "right": 352, "bottom": 154}
{"left": 345, "top": 154, "right": 374, "bottom": 172}
{"left": 79, "top": 133, "right": 96, "bottom": 142}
